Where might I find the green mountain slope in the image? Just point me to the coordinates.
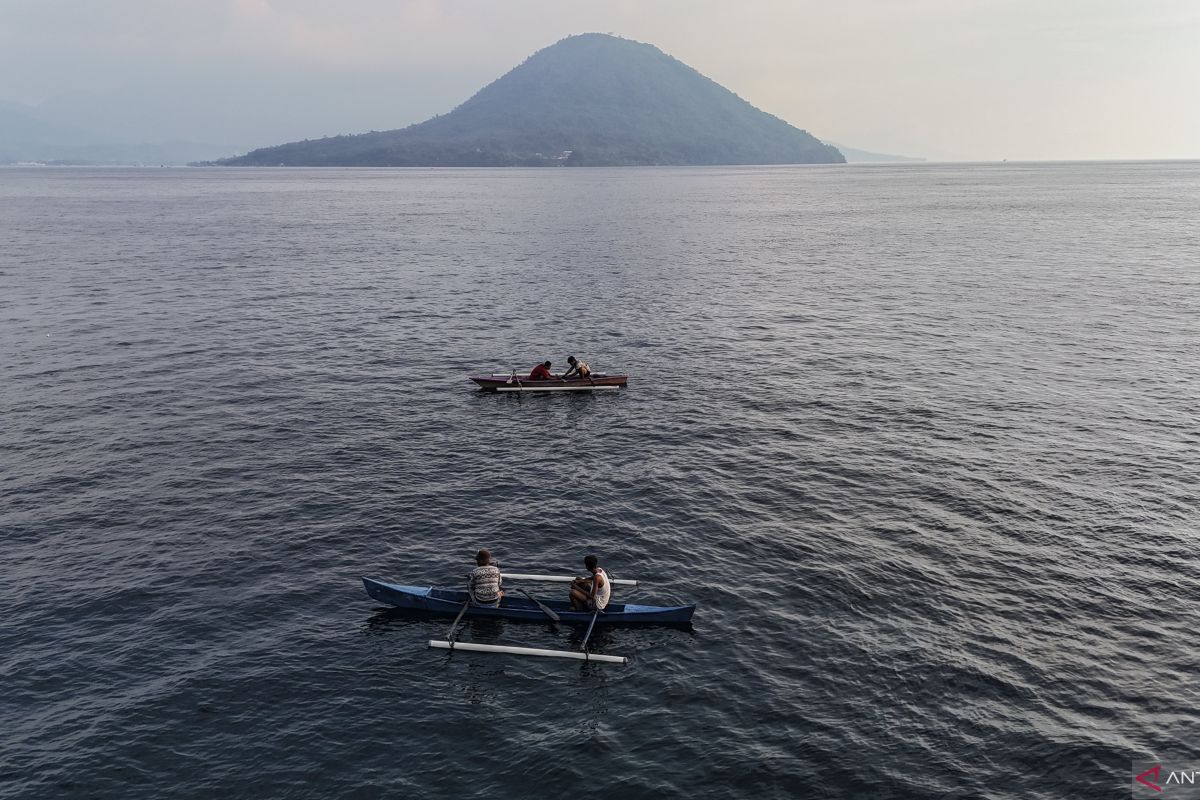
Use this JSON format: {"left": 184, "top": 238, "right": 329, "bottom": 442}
{"left": 214, "top": 34, "right": 842, "bottom": 167}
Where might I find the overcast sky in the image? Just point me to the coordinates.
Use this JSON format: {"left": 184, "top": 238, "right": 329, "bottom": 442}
{"left": 1, "top": 0, "right": 1197, "bottom": 160}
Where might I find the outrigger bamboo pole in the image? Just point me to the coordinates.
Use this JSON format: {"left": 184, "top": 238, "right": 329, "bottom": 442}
{"left": 504, "top": 573, "right": 638, "bottom": 587}
{"left": 493, "top": 385, "right": 619, "bottom": 392}
{"left": 429, "top": 640, "right": 627, "bottom": 664}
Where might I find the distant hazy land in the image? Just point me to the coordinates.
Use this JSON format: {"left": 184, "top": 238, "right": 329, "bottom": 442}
{"left": 0, "top": 101, "right": 241, "bottom": 166}
{"left": 828, "top": 143, "right": 924, "bottom": 163}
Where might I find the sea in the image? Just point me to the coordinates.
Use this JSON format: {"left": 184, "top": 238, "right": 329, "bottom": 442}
{"left": 1, "top": 162, "right": 1198, "bottom": 800}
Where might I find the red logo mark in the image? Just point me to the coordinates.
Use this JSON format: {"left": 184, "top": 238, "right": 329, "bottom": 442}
{"left": 1137, "top": 764, "right": 1162, "bottom": 792}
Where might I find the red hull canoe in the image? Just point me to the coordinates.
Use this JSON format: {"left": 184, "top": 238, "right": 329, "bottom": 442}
{"left": 469, "top": 373, "right": 628, "bottom": 392}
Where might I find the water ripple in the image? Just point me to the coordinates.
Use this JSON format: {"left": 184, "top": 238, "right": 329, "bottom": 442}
{"left": 2, "top": 163, "right": 1199, "bottom": 799}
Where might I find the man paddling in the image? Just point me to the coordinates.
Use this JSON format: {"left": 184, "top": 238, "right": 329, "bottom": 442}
{"left": 468, "top": 549, "right": 504, "bottom": 607}
{"left": 561, "top": 355, "right": 591, "bottom": 380}
{"left": 569, "top": 554, "right": 611, "bottom": 612}
{"left": 528, "top": 360, "right": 553, "bottom": 381}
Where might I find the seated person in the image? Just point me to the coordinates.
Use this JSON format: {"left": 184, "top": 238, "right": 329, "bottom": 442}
{"left": 562, "top": 355, "right": 591, "bottom": 379}
{"left": 468, "top": 549, "right": 504, "bottom": 607}
{"left": 528, "top": 361, "right": 553, "bottom": 381}
{"left": 569, "top": 554, "right": 611, "bottom": 611}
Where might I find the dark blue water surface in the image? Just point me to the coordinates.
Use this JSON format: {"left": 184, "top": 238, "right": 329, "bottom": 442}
{"left": 2, "top": 163, "right": 1199, "bottom": 799}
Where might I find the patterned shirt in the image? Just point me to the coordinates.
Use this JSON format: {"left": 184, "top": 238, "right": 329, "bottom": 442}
{"left": 468, "top": 565, "right": 502, "bottom": 603}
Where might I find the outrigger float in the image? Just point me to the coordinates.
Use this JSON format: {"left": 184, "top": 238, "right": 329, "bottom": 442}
{"left": 362, "top": 574, "right": 694, "bottom": 664}
{"left": 469, "top": 371, "right": 628, "bottom": 393}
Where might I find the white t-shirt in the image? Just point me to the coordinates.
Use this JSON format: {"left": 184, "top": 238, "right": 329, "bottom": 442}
{"left": 591, "top": 567, "right": 611, "bottom": 610}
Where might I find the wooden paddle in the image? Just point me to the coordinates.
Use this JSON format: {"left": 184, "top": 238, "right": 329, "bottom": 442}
{"left": 580, "top": 609, "right": 601, "bottom": 653}
{"left": 515, "top": 588, "right": 560, "bottom": 622}
{"left": 446, "top": 600, "right": 470, "bottom": 647}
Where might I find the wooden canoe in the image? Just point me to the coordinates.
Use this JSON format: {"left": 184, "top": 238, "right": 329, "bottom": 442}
{"left": 363, "top": 578, "right": 694, "bottom": 623}
{"left": 469, "top": 373, "right": 628, "bottom": 392}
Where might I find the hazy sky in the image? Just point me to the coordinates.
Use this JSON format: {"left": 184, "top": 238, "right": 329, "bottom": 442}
{"left": 2, "top": 0, "right": 1198, "bottom": 159}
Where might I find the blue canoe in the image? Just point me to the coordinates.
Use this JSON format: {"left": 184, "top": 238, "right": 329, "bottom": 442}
{"left": 362, "top": 577, "right": 695, "bottom": 624}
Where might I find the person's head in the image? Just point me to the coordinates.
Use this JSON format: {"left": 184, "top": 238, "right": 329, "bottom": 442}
{"left": 567, "top": 356, "right": 577, "bottom": 365}
{"left": 584, "top": 554, "right": 598, "bottom": 571}
{"left": 543, "top": 361, "right": 552, "bottom": 368}
{"left": 476, "top": 549, "right": 492, "bottom": 566}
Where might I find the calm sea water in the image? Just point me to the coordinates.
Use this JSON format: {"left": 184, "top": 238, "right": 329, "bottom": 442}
{"left": 1, "top": 163, "right": 1198, "bottom": 799}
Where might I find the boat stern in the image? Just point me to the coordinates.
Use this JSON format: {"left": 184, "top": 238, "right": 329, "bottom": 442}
{"left": 362, "top": 578, "right": 433, "bottom": 610}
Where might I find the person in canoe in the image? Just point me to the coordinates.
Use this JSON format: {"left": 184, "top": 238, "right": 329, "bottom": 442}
{"left": 528, "top": 360, "right": 553, "bottom": 381}
{"left": 561, "top": 355, "right": 591, "bottom": 380}
{"left": 569, "top": 554, "right": 611, "bottom": 612}
{"left": 468, "top": 549, "right": 504, "bottom": 607}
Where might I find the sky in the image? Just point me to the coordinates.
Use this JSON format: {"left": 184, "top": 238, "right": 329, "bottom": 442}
{"left": 1, "top": 0, "right": 1198, "bottom": 160}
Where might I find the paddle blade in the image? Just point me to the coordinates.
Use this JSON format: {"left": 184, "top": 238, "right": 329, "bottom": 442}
{"left": 516, "top": 589, "right": 560, "bottom": 621}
